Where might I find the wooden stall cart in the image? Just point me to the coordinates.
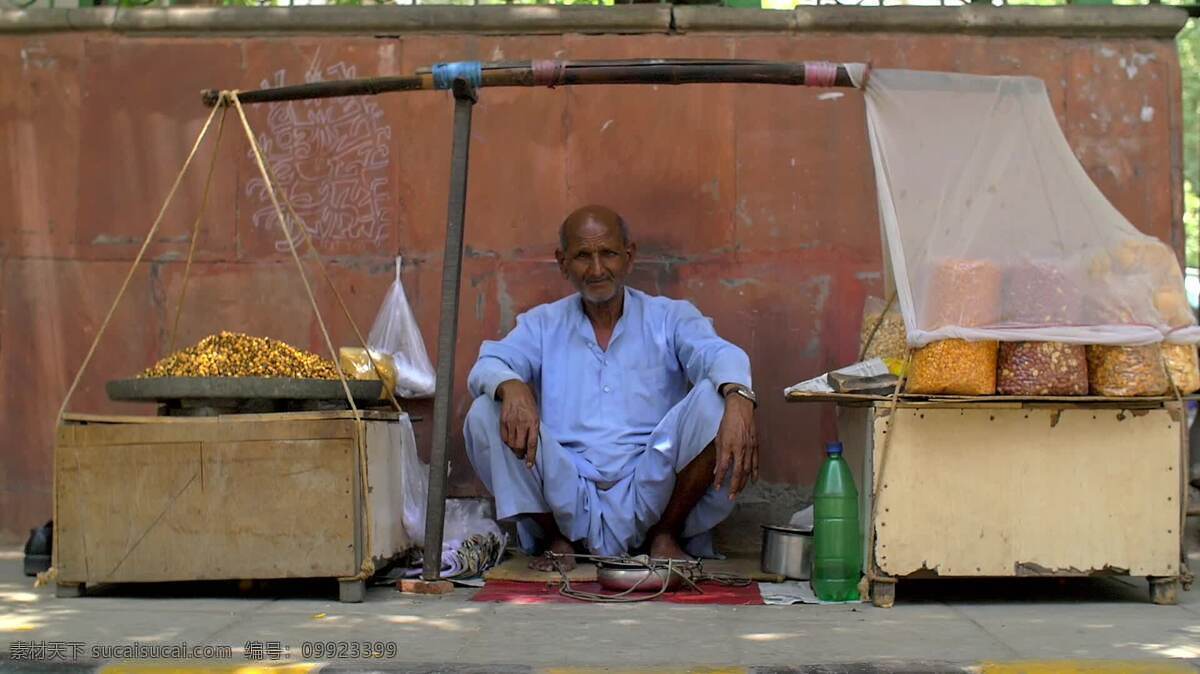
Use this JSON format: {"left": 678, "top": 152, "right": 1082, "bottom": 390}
{"left": 791, "top": 393, "right": 1186, "bottom": 607}
{"left": 53, "top": 410, "right": 417, "bottom": 603}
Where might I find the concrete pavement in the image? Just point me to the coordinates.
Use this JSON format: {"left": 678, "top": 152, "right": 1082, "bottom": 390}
{"left": 3, "top": 548, "right": 1200, "bottom": 672}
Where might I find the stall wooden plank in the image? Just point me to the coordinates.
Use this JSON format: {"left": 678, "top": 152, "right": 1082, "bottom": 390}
{"left": 62, "top": 410, "right": 401, "bottom": 424}
{"left": 872, "top": 407, "right": 1180, "bottom": 578}
{"left": 786, "top": 391, "right": 1190, "bottom": 406}
{"left": 55, "top": 436, "right": 358, "bottom": 584}
{"left": 59, "top": 418, "right": 359, "bottom": 447}
{"left": 364, "top": 421, "right": 413, "bottom": 560}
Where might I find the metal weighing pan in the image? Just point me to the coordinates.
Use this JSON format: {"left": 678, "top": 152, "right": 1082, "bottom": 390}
{"left": 595, "top": 558, "right": 695, "bottom": 593}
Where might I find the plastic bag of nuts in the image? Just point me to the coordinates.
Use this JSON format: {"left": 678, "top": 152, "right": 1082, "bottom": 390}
{"left": 860, "top": 296, "right": 907, "bottom": 362}
{"left": 1086, "top": 345, "right": 1168, "bottom": 397}
{"left": 906, "top": 339, "right": 998, "bottom": 395}
{"left": 924, "top": 259, "right": 1003, "bottom": 328}
{"left": 1162, "top": 343, "right": 1200, "bottom": 394}
{"left": 996, "top": 342, "right": 1088, "bottom": 396}
{"left": 1002, "top": 262, "right": 1083, "bottom": 325}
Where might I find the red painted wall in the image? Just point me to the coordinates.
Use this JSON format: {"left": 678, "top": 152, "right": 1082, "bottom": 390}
{"left": 0, "top": 29, "right": 1182, "bottom": 541}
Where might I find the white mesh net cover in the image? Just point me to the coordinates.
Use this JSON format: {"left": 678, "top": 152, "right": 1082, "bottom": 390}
{"left": 860, "top": 68, "right": 1198, "bottom": 347}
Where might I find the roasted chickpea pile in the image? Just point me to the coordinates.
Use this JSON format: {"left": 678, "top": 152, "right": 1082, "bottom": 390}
{"left": 140, "top": 331, "right": 340, "bottom": 379}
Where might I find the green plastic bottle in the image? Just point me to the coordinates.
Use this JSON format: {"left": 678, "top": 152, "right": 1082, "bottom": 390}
{"left": 811, "top": 441, "right": 861, "bottom": 601}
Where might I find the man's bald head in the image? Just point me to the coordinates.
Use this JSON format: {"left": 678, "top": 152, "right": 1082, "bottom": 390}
{"left": 555, "top": 205, "right": 636, "bottom": 307}
{"left": 559, "top": 205, "right": 631, "bottom": 252}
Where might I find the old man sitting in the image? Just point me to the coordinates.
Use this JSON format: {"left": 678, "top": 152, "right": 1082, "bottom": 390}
{"left": 464, "top": 205, "right": 758, "bottom": 570}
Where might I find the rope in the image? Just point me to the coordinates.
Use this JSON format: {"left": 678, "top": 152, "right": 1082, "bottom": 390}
{"left": 433, "top": 61, "right": 482, "bottom": 91}
{"left": 56, "top": 103, "right": 224, "bottom": 424}
{"left": 804, "top": 61, "right": 839, "bottom": 88}
{"left": 168, "top": 107, "right": 229, "bottom": 354}
{"left": 230, "top": 92, "right": 376, "bottom": 582}
{"left": 531, "top": 60, "right": 566, "bottom": 88}
{"left": 865, "top": 349, "right": 913, "bottom": 587}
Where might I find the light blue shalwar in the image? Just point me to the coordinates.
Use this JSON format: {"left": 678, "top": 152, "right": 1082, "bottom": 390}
{"left": 464, "top": 287, "right": 752, "bottom": 558}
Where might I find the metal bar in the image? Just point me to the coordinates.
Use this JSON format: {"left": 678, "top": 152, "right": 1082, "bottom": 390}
{"left": 203, "top": 60, "right": 857, "bottom": 106}
{"left": 421, "top": 77, "right": 477, "bottom": 582}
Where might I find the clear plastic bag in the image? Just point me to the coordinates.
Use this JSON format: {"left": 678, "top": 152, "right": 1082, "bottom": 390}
{"left": 1003, "top": 262, "right": 1083, "bottom": 325}
{"left": 924, "top": 259, "right": 1002, "bottom": 328}
{"left": 397, "top": 432, "right": 506, "bottom": 578}
{"left": 1086, "top": 345, "right": 1168, "bottom": 397}
{"left": 1163, "top": 343, "right": 1200, "bottom": 395}
{"left": 860, "top": 296, "right": 907, "bottom": 363}
{"left": 369, "top": 257, "right": 436, "bottom": 398}
{"left": 906, "top": 339, "right": 998, "bottom": 395}
{"left": 864, "top": 69, "right": 1200, "bottom": 347}
{"left": 399, "top": 425, "right": 429, "bottom": 545}
{"left": 996, "top": 342, "right": 1088, "bottom": 396}
{"left": 338, "top": 347, "right": 398, "bottom": 400}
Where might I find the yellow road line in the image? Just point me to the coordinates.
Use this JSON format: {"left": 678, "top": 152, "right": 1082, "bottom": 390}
{"left": 981, "top": 661, "right": 1196, "bottom": 674}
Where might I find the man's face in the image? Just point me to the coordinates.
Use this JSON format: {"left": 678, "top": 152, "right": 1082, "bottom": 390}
{"left": 556, "top": 218, "right": 635, "bottom": 305}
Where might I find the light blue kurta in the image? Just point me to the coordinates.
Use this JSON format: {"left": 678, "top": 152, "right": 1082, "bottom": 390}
{"left": 464, "top": 287, "right": 752, "bottom": 557}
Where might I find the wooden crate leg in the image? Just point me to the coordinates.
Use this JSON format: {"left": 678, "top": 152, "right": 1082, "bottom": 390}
{"left": 1149, "top": 576, "right": 1179, "bottom": 605}
{"left": 55, "top": 582, "right": 86, "bottom": 599}
{"left": 338, "top": 579, "right": 366, "bottom": 603}
{"left": 870, "top": 577, "right": 896, "bottom": 608}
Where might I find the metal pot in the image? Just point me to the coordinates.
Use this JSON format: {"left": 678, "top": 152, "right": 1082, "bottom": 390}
{"left": 760, "top": 524, "right": 812, "bottom": 580}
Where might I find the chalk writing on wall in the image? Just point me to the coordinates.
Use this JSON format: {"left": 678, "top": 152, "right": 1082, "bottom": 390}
{"left": 246, "top": 59, "right": 393, "bottom": 252}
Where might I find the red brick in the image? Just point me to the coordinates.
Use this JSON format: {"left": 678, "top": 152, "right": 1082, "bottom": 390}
{"left": 396, "top": 36, "right": 571, "bottom": 262}
{"left": 0, "top": 35, "right": 83, "bottom": 259}
{"left": 155, "top": 260, "right": 322, "bottom": 356}
{"left": 670, "top": 253, "right": 878, "bottom": 484}
{"left": 0, "top": 260, "right": 159, "bottom": 537}
{"left": 237, "top": 39, "right": 407, "bottom": 261}
{"left": 1064, "top": 41, "right": 1177, "bottom": 241}
{"left": 75, "top": 37, "right": 242, "bottom": 262}
{"left": 397, "top": 578, "right": 454, "bottom": 594}
{"left": 0, "top": 492, "right": 48, "bottom": 546}
{"left": 388, "top": 36, "right": 481, "bottom": 260}
{"left": 731, "top": 75, "right": 878, "bottom": 256}
{"left": 561, "top": 35, "right": 738, "bottom": 259}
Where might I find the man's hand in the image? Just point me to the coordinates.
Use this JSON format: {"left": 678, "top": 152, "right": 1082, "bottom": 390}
{"left": 497, "top": 379, "right": 540, "bottom": 468}
{"left": 712, "top": 392, "right": 758, "bottom": 500}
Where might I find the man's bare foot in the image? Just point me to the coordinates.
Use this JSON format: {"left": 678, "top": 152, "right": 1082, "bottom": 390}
{"left": 647, "top": 531, "right": 693, "bottom": 561}
{"left": 529, "top": 537, "right": 576, "bottom": 572}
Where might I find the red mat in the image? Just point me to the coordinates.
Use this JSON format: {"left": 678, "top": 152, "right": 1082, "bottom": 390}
{"left": 471, "top": 580, "right": 763, "bottom": 605}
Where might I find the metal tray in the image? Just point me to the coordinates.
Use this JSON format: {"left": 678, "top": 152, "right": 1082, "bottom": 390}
{"left": 107, "top": 377, "right": 383, "bottom": 403}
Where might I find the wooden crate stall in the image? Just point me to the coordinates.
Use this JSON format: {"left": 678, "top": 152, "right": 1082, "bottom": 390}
{"left": 53, "top": 410, "right": 417, "bottom": 602}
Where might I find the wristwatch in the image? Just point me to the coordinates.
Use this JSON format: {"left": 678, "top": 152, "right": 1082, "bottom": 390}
{"left": 721, "top": 383, "right": 758, "bottom": 408}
